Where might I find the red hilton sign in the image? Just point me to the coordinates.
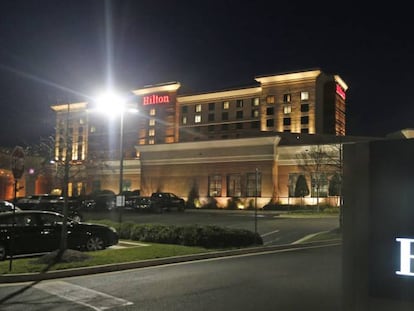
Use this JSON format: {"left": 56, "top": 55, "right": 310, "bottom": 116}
{"left": 335, "top": 84, "right": 346, "bottom": 100}
{"left": 143, "top": 94, "right": 170, "bottom": 105}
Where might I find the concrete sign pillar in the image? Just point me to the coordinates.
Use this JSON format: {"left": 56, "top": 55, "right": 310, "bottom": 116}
{"left": 343, "top": 139, "right": 414, "bottom": 310}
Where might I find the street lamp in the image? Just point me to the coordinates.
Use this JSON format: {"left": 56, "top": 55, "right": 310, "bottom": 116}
{"left": 95, "top": 91, "right": 138, "bottom": 222}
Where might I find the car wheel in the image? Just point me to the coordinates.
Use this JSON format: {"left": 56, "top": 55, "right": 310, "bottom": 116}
{"left": 85, "top": 236, "right": 105, "bottom": 251}
{"left": 0, "top": 244, "right": 6, "bottom": 261}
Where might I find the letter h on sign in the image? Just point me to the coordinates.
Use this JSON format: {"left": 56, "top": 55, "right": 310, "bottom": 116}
{"left": 396, "top": 238, "right": 414, "bottom": 276}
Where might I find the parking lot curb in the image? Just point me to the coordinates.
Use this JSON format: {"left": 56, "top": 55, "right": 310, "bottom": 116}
{"left": 0, "top": 240, "right": 341, "bottom": 284}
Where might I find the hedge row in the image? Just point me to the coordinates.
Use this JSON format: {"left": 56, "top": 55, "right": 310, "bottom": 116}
{"left": 96, "top": 220, "right": 263, "bottom": 249}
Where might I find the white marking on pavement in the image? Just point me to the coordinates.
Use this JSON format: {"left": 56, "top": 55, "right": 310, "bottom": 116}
{"left": 35, "top": 280, "right": 133, "bottom": 310}
{"left": 261, "top": 229, "right": 280, "bottom": 237}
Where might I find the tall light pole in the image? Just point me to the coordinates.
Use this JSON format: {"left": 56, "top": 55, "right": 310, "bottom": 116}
{"left": 95, "top": 91, "right": 137, "bottom": 223}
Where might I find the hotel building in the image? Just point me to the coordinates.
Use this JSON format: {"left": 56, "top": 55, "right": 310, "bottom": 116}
{"left": 38, "top": 69, "right": 355, "bottom": 207}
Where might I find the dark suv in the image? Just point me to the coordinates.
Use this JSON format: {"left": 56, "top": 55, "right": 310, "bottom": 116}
{"left": 150, "top": 192, "right": 185, "bottom": 213}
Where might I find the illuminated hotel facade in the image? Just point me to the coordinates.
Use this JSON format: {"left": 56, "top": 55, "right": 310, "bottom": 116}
{"left": 44, "top": 68, "right": 355, "bottom": 207}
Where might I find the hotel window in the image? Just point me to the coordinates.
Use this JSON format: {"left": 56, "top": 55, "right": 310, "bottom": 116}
{"left": 252, "top": 97, "right": 260, "bottom": 106}
{"left": 301, "top": 128, "right": 309, "bottom": 133}
{"left": 149, "top": 139, "right": 155, "bottom": 145}
{"left": 251, "top": 121, "right": 260, "bottom": 128}
{"left": 283, "top": 117, "right": 291, "bottom": 125}
{"left": 208, "top": 125, "right": 215, "bottom": 132}
{"left": 311, "top": 173, "right": 329, "bottom": 197}
{"left": 266, "top": 107, "right": 274, "bottom": 115}
{"left": 236, "top": 99, "right": 243, "bottom": 108}
{"left": 195, "top": 104, "right": 202, "bottom": 112}
{"left": 208, "top": 103, "right": 215, "bottom": 111}
{"left": 236, "top": 123, "right": 243, "bottom": 129}
{"left": 195, "top": 115, "right": 201, "bottom": 123}
{"left": 150, "top": 108, "right": 156, "bottom": 116}
{"left": 301, "top": 116, "right": 309, "bottom": 124}
{"left": 252, "top": 109, "right": 259, "bottom": 118}
{"left": 301, "top": 103, "right": 309, "bottom": 112}
{"left": 149, "top": 129, "right": 155, "bottom": 136}
{"left": 182, "top": 106, "right": 188, "bottom": 113}
{"left": 266, "top": 95, "right": 275, "bottom": 104}
{"left": 236, "top": 111, "right": 243, "bottom": 119}
{"left": 208, "top": 175, "right": 222, "bottom": 197}
{"left": 208, "top": 113, "right": 215, "bottom": 121}
{"left": 182, "top": 116, "right": 187, "bottom": 124}
{"left": 301, "top": 91, "right": 309, "bottom": 101}
{"left": 266, "top": 119, "right": 274, "bottom": 127}
{"left": 227, "top": 174, "right": 241, "bottom": 197}
{"left": 79, "top": 118, "right": 85, "bottom": 125}
{"left": 222, "top": 124, "right": 229, "bottom": 130}
{"left": 283, "top": 105, "right": 292, "bottom": 114}
{"left": 222, "top": 112, "right": 229, "bottom": 120}
{"left": 223, "top": 101, "right": 229, "bottom": 109}
{"left": 247, "top": 172, "right": 261, "bottom": 197}
{"left": 149, "top": 119, "right": 155, "bottom": 126}
{"left": 283, "top": 94, "right": 291, "bottom": 103}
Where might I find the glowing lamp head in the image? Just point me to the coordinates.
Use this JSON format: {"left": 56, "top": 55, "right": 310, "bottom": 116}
{"left": 95, "top": 91, "right": 126, "bottom": 117}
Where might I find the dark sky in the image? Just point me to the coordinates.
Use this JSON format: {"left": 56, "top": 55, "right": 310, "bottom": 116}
{"left": 0, "top": 0, "right": 413, "bottom": 147}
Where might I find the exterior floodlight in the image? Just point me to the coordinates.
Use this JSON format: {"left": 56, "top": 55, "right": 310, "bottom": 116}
{"left": 95, "top": 91, "right": 126, "bottom": 117}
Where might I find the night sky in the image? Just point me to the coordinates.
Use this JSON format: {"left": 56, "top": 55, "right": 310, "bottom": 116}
{"left": 0, "top": 0, "right": 413, "bottom": 147}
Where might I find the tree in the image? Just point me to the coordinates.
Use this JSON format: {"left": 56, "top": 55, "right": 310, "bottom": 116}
{"left": 294, "top": 174, "right": 309, "bottom": 207}
{"left": 296, "top": 144, "right": 342, "bottom": 212}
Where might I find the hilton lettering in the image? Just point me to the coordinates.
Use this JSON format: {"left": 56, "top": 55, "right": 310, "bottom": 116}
{"left": 143, "top": 95, "right": 170, "bottom": 105}
{"left": 396, "top": 238, "right": 414, "bottom": 276}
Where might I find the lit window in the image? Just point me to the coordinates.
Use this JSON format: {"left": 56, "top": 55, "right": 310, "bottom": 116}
{"left": 252, "top": 109, "right": 259, "bottom": 117}
{"left": 227, "top": 174, "right": 241, "bottom": 197}
{"left": 266, "top": 96, "right": 275, "bottom": 104}
{"left": 283, "top": 105, "right": 292, "bottom": 114}
{"left": 252, "top": 98, "right": 260, "bottom": 106}
{"left": 223, "top": 101, "right": 229, "bottom": 109}
{"left": 195, "top": 104, "right": 202, "bottom": 112}
{"left": 283, "top": 94, "right": 291, "bottom": 103}
{"left": 209, "top": 175, "right": 222, "bottom": 197}
{"left": 79, "top": 118, "right": 84, "bottom": 124}
{"left": 301, "top": 91, "right": 309, "bottom": 101}
{"left": 195, "top": 115, "right": 201, "bottom": 123}
{"left": 149, "top": 119, "right": 155, "bottom": 126}
{"left": 149, "top": 129, "right": 155, "bottom": 136}
{"left": 182, "top": 116, "right": 187, "bottom": 124}
{"left": 149, "top": 139, "right": 155, "bottom": 145}
{"left": 247, "top": 172, "right": 261, "bottom": 197}
{"left": 90, "top": 126, "right": 96, "bottom": 133}
{"left": 150, "top": 108, "right": 156, "bottom": 116}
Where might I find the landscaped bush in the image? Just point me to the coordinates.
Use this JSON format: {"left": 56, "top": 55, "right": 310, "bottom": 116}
{"left": 91, "top": 220, "right": 263, "bottom": 249}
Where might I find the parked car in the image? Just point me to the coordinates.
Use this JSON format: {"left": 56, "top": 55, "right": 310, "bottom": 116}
{"left": 149, "top": 192, "right": 185, "bottom": 212}
{"left": 0, "top": 210, "right": 119, "bottom": 260}
{"left": 15, "top": 196, "right": 83, "bottom": 222}
{"left": 124, "top": 195, "right": 151, "bottom": 211}
{"left": 79, "top": 190, "right": 116, "bottom": 211}
{"left": 0, "top": 200, "right": 21, "bottom": 213}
